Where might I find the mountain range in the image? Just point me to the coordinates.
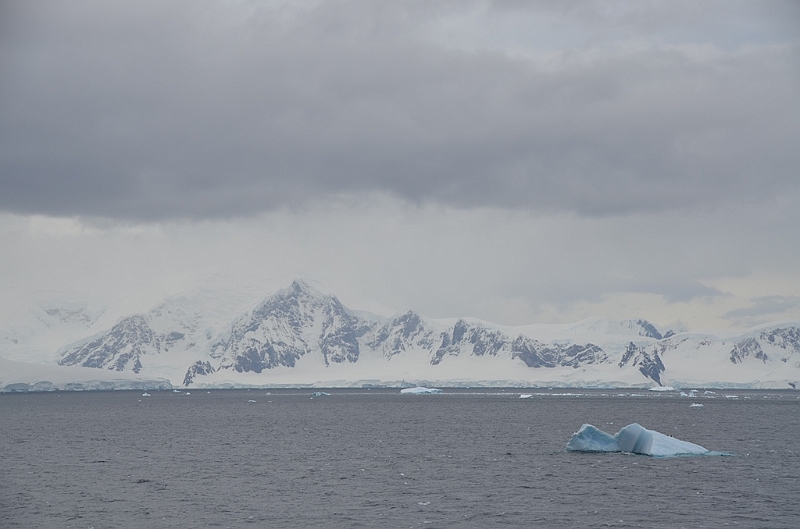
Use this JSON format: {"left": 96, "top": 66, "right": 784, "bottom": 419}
{"left": 2, "top": 280, "right": 799, "bottom": 391}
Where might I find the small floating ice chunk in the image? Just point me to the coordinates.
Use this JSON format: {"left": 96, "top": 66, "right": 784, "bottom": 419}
{"left": 566, "top": 423, "right": 709, "bottom": 457}
{"left": 400, "top": 387, "right": 443, "bottom": 394}
{"left": 310, "top": 392, "right": 330, "bottom": 397}
{"left": 248, "top": 399, "right": 257, "bottom": 403}
{"left": 519, "top": 394, "right": 533, "bottom": 399}
{"left": 648, "top": 386, "right": 676, "bottom": 392}
{"left": 690, "top": 403, "right": 704, "bottom": 408}
{"left": 141, "top": 392, "right": 151, "bottom": 397}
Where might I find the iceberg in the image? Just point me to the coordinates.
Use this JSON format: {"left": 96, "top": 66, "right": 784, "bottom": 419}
{"left": 400, "top": 387, "right": 443, "bottom": 394}
{"left": 566, "top": 423, "right": 710, "bottom": 457}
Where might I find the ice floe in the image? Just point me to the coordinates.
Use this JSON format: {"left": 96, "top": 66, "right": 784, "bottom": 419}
{"left": 566, "top": 423, "right": 711, "bottom": 457}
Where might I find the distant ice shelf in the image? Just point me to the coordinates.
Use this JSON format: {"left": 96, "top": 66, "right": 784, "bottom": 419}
{"left": 0, "top": 356, "right": 173, "bottom": 393}
{"left": 566, "top": 423, "right": 713, "bottom": 457}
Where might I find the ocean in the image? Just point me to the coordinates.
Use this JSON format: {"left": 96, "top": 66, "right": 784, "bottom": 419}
{"left": 2, "top": 388, "right": 798, "bottom": 528}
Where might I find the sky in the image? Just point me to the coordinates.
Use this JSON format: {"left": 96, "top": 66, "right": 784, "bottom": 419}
{"left": 1, "top": 0, "right": 799, "bottom": 333}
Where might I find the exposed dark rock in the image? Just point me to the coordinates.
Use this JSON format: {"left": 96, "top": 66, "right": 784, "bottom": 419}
{"left": 618, "top": 342, "right": 665, "bottom": 384}
{"left": 511, "top": 337, "right": 606, "bottom": 369}
{"left": 366, "top": 310, "right": 435, "bottom": 358}
{"left": 60, "top": 315, "right": 156, "bottom": 372}
{"left": 634, "top": 319, "right": 663, "bottom": 340}
{"left": 730, "top": 337, "right": 768, "bottom": 364}
{"left": 183, "top": 361, "right": 215, "bottom": 386}
{"left": 619, "top": 342, "right": 638, "bottom": 368}
{"left": 431, "top": 320, "right": 507, "bottom": 365}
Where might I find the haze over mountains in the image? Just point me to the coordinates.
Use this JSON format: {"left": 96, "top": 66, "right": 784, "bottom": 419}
{"left": 2, "top": 280, "right": 799, "bottom": 391}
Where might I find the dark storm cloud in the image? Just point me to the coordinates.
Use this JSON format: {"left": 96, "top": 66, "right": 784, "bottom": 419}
{"left": 1, "top": 0, "right": 798, "bottom": 220}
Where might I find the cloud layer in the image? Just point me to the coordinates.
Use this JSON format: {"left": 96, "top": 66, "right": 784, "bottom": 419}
{"left": 3, "top": 187, "right": 800, "bottom": 331}
{"left": 2, "top": 2, "right": 799, "bottom": 333}
{"left": 2, "top": 0, "right": 798, "bottom": 220}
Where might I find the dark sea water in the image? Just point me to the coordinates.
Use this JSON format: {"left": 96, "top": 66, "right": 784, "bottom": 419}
{"left": 2, "top": 388, "right": 799, "bottom": 528}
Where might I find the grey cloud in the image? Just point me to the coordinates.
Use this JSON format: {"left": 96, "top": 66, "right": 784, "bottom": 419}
{"left": 632, "top": 281, "right": 725, "bottom": 303}
{"left": 507, "top": 279, "right": 725, "bottom": 315}
{"left": 724, "top": 295, "right": 800, "bottom": 327}
{"left": 1, "top": 0, "right": 798, "bottom": 220}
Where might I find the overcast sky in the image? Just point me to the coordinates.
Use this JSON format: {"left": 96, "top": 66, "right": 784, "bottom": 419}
{"left": 1, "top": 0, "right": 799, "bottom": 332}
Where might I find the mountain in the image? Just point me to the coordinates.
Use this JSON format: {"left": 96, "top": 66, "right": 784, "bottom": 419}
{"left": 215, "top": 281, "right": 370, "bottom": 372}
{"left": 50, "top": 286, "right": 267, "bottom": 383}
{"left": 2, "top": 280, "right": 800, "bottom": 390}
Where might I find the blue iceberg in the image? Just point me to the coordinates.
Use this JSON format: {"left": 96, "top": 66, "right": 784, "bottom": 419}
{"left": 566, "top": 423, "right": 710, "bottom": 457}
{"left": 400, "top": 387, "right": 443, "bottom": 394}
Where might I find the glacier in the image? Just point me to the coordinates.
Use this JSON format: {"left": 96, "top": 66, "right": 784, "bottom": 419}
{"left": 566, "top": 423, "right": 711, "bottom": 457}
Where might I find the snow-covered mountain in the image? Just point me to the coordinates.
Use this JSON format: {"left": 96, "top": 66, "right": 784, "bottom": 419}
{"left": 2, "top": 280, "right": 800, "bottom": 391}
{"left": 0, "top": 302, "right": 106, "bottom": 364}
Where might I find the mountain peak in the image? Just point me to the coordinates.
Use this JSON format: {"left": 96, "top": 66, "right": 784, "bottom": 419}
{"left": 631, "top": 319, "right": 663, "bottom": 340}
{"left": 283, "top": 279, "right": 329, "bottom": 300}
{"left": 290, "top": 279, "right": 309, "bottom": 292}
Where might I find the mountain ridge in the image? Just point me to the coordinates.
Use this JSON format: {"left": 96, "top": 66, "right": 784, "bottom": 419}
{"left": 2, "top": 280, "right": 800, "bottom": 390}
